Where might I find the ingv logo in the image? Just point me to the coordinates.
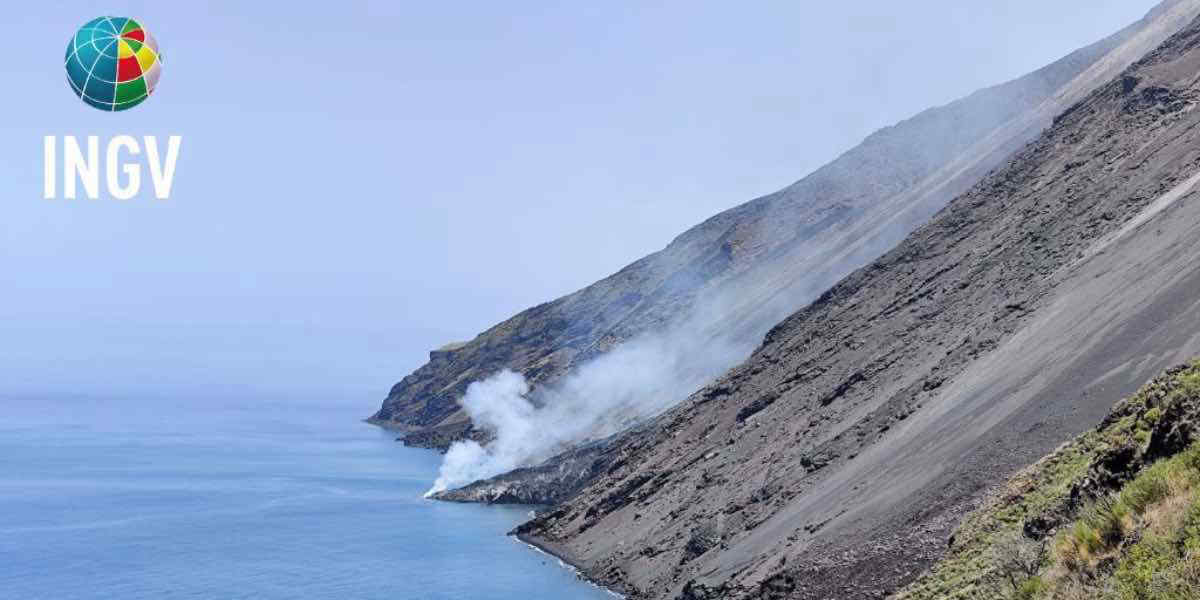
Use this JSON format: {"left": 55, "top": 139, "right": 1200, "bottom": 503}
{"left": 66, "top": 16, "right": 162, "bottom": 112}
{"left": 48, "top": 17, "right": 182, "bottom": 201}
{"left": 44, "top": 136, "right": 181, "bottom": 200}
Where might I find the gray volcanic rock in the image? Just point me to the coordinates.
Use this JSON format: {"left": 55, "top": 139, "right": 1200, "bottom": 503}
{"left": 516, "top": 6, "right": 1200, "bottom": 599}
{"left": 431, "top": 440, "right": 616, "bottom": 505}
{"left": 368, "top": 1, "right": 1184, "bottom": 448}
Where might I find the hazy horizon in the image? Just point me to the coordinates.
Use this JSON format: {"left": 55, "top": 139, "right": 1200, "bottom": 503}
{"left": 0, "top": 1, "right": 1160, "bottom": 403}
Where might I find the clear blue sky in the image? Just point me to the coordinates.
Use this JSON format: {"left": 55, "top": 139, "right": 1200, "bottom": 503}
{"left": 0, "top": 1, "right": 1160, "bottom": 404}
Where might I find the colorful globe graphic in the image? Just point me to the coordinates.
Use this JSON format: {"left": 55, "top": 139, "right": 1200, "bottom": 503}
{"left": 65, "top": 17, "right": 162, "bottom": 112}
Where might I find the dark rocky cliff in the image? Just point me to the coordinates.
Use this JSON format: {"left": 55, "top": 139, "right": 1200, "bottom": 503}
{"left": 516, "top": 6, "right": 1200, "bottom": 599}
{"left": 368, "top": 2, "right": 1190, "bottom": 449}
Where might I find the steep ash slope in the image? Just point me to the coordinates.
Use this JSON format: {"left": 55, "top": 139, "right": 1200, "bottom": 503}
{"left": 369, "top": 0, "right": 1200, "bottom": 449}
{"left": 518, "top": 11, "right": 1200, "bottom": 600}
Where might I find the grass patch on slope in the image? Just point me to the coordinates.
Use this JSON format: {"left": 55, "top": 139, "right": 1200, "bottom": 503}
{"left": 893, "top": 361, "right": 1200, "bottom": 600}
{"left": 893, "top": 434, "right": 1100, "bottom": 600}
{"left": 1042, "top": 444, "right": 1200, "bottom": 599}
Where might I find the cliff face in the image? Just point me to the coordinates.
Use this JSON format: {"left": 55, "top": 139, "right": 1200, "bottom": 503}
{"left": 516, "top": 7, "right": 1200, "bottom": 599}
{"left": 368, "top": 1, "right": 1193, "bottom": 448}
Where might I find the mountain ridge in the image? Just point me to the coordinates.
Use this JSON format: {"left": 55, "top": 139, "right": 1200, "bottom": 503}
{"left": 369, "top": 3, "right": 1190, "bottom": 453}
{"left": 514, "top": 5, "right": 1200, "bottom": 598}
{"left": 415, "top": 1, "right": 1200, "bottom": 511}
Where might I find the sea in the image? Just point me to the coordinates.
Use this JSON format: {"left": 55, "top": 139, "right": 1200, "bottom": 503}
{"left": 0, "top": 394, "right": 615, "bottom": 600}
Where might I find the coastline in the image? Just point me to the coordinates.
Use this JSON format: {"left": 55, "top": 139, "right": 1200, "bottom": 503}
{"left": 396, "top": 439, "right": 619, "bottom": 597}
{"left": 514, "top": 532, "right": 626, "bottom": 599}
{"left": 376, "top": 412, "right": 618, "bottom": 594}
{"left": 362, "top": 416, "right": 412, "bottom": 432}
{"left": 365, "top": 416, "right": 470, "bottom": 452}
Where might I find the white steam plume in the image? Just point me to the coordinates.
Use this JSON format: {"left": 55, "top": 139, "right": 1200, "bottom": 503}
{"left": 425, "top": 327, "right": 747, "bottom": 496}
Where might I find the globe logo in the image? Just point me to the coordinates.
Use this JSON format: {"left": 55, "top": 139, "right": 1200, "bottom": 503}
{"left": 65, "top": 17, "right": 162, "bottom": 112}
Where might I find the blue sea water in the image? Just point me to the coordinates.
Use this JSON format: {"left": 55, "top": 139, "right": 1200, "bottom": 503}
{"left": 0, "top": 395, "right": 614, "bottom": 600}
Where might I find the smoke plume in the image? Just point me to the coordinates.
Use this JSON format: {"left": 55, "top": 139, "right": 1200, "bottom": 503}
{"left": 425, "top": 326, "right": 748, "bottom": 496}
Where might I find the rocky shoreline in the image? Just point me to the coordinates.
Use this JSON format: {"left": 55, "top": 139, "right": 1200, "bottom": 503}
{"left": 431, "top": 440, "right": 615, "bottom": 505}
{"left": 514, "top": 526, "right": 629, "bottom": 599}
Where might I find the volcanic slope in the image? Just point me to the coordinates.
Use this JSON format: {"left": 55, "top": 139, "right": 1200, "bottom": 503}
{"left": 370, "top": 0, "right": 1200, "bottom": 450}
{"left": 517, "top": 10, "right": 1200, "bottom": 600}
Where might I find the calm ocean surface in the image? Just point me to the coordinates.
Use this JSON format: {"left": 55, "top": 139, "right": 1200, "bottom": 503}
{"left": 0, "top": 395, "right": 614, "bottom": 600}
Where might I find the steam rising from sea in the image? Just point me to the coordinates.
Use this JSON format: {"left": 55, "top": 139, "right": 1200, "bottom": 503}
{"left": 425, "top": 328, "right": 747, "bottom": 496}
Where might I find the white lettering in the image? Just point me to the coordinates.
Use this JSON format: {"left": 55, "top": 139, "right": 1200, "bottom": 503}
{"left": 43, "top": 136, "right": 56, "bottom": 199}
{"left": 43, "top": 135, "right": 182, "bottom": 200}
{"left": 106, "top": 136, "right": 142, "bottom": 200}
{"left": 63, "top": 135, "right": 100, "bottom": 200}
{"left": 144, "top": 136, "right": 182, "bottom": 200}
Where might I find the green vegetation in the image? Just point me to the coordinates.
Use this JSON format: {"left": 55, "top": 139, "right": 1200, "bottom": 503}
{"left": 894, "top": 360, "right": 1200, "bottom": 600}
{"left": 893, "top": 432, "right": 1101, "bottom": 600}
{"left": 1048, "top": 445, "right": 1200, "bottom": 598}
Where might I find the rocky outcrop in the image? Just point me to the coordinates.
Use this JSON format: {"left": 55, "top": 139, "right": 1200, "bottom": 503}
{"left": 368, "top": 1, "right": 1188, "bottom": 448}
{"left": 516, "top": 6, "right": 1200, "bottom": 599}
{"left": 431, "top": 439, "right": 616, "bottom": 505}
{"left": 1029, "top": 363, "right": 1200, "bottom": 536}
{"left": 895, "top": 361, "right": 1200, "bottom": 599}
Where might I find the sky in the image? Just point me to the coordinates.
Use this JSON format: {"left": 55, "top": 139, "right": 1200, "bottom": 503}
{"left": 0, "top": 1, "right": 1162, "bottom": 407}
